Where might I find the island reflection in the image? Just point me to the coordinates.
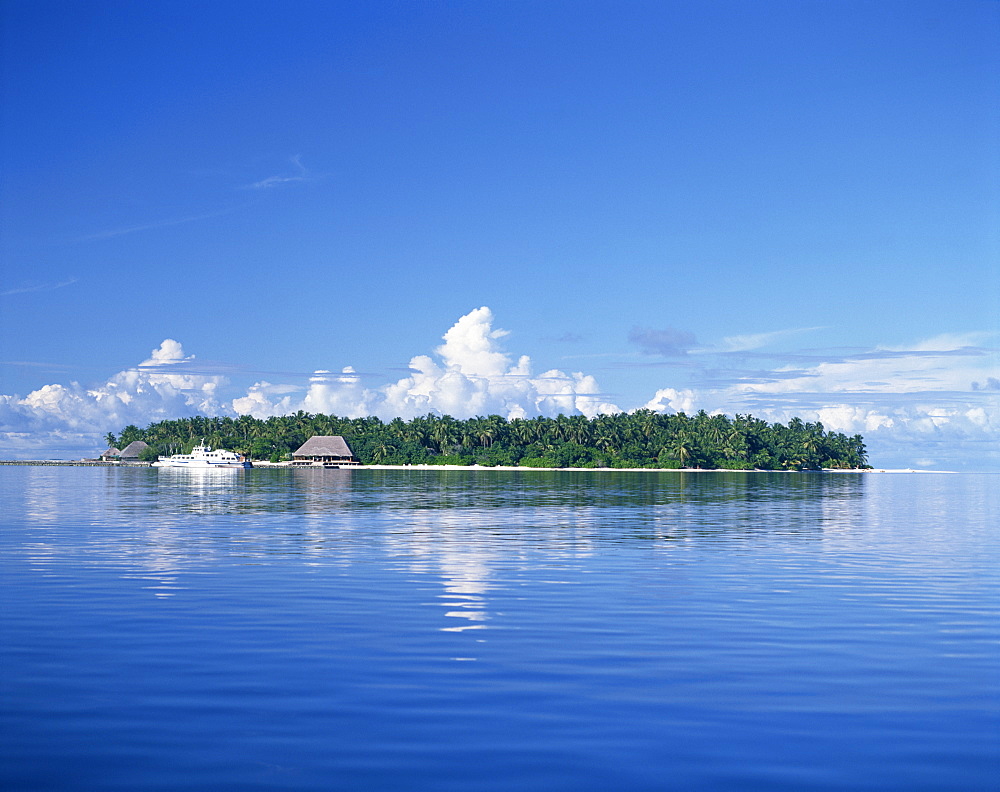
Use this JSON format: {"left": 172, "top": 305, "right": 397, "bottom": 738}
{"left": 17, "top": 467, "right": 866, "bottom": 618}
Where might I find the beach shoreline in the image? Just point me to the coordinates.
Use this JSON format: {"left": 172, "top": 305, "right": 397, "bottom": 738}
{"left": 0, "top": 460, "right": 948, "bottom": 473}
{"left": 215, "top": 461, "right": 945, "bottom": 474}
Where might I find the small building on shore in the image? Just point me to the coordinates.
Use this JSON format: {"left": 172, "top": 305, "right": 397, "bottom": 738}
{"left": 100, "top": 447, "right": 121, "bottom": 461}
{"left": 292, "top": 436, "right": 360, "bottom": 467}
{"left": 118, "top": 440, "right": 150, "bottom": 462}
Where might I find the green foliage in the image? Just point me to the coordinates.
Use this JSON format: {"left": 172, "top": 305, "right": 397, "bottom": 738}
{"left": 118, "top": 409, "right": 870, "bottom": 471}
{"left": 118, "top": 425, "right": 142, "bottom": 448}
{"left": 138, "top": 445, "right": 160, "bottom": 462}
{"left": 427, "top": 454, "right": 470, "bottom": 466}
{"left": 518, "top": 456, "right": 557, "bottom": 468}
{"left": 714, "top": 459, "right": 755, "bottom": 470}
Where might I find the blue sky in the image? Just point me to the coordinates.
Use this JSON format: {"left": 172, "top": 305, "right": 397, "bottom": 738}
{"left": 2, "top": 0, "right": 998, "bottom": 469}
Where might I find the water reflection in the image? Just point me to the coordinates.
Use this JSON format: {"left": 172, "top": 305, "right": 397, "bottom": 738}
{"left": 4, "top": 468, "right": 870, "bottom": 607}
{"left": 22, "top": 467, "right": 64, "bottom": 525}
{"left": 58, "top": 467, "right": 871, "bottom": 524}
{"left": 437, "top": 552, "right": 491, "bottom": 633}
{"left": 4, "top": 466, "right": 997, "bottom": 792}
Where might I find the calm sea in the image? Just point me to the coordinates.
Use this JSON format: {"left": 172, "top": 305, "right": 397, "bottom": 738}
{"left": 1, "top": 467, "right": 997, "bottom": 791}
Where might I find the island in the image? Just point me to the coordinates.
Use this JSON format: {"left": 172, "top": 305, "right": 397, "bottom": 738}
{"left": 105, "top": 410, "right": 869, "bottom": 470}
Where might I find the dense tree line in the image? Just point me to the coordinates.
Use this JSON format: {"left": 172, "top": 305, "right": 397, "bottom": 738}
{"left": 108, "top": 410, "right": 869, "bottom": 470}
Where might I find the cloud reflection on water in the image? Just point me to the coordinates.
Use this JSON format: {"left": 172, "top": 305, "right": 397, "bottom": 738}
{"left": 7, "top": 467, "right": 869, "bottom": 620}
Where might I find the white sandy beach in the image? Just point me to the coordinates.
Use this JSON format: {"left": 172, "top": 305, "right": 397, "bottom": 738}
{"left": 250, "top": 461, "right": 947, "bottom": 474}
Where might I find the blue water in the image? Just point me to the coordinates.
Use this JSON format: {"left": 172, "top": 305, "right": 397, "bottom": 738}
{"left": 1, "top": 467, "right": 997, "bottom": 791}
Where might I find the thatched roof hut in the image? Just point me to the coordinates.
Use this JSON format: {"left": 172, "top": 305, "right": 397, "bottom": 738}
{"left": 292, "top": 436, "right": 358, "bottom": 465}
{"left": 119, "top": 440, "right": 150, "bottom": 460}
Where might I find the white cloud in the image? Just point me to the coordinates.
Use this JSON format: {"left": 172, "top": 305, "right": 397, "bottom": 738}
{"left": 642, "top": 387, "right": 697, "bottom": 414}
{"left": 0, "top": 340, "right": 227, "bottom": 459}
{"left": 300, "top": 367, "right": 370, "bottom": 417}
{"left": 235, "top": 307, "right": 621, "bottom": 421}
{"left": 904, "top": 332, "right": 995, "bottom": 352}
{"left": 139, "top": 338, "right": 189, "bottom": 367}
{"left": 1, "top": 310, "right": 623, "bottom": 459}
{"left": 4, "top": 313, "right": 997, "bottom": 470}
{"left": 639, "top": 331, "right": 1000, "bottom": 470}
{"left": 229, "top": 381, "right": 299, "bottom": 418}
{"left": 717, "top": 326, "right": 823, "bottom": 353}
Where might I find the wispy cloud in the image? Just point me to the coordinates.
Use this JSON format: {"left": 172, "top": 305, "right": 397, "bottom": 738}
{"left": 628, "top": 326, "right": 698, "bottom": 357}
{"left": 542, "top": 332, "right": 585, "bottom": 344}
{"left": 0, "top": 360, "right": 76, "bottom": 373}
{"left": 604, "top": 358, "right": 703, "bottom": 371}
{"left": 717, "top": 326, "right": 824, "bottom": 353}
{"left": 81, "top": 210, "right": 231, "bottom": 242}
{"left": 245, "top": 155, "right": 314, "bottom": 190}
{"left": 902, "top": 331, "right": 998, "bottom": 352}
{"left": 0, "top": 278, "right": 78, "bottom": 297}
{"left": 636, "top": 331, "right": 1000, "bottom": 469}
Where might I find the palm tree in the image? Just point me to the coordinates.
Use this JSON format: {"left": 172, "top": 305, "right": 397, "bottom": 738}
{"left": 388, "top": 417, "right": 407, "bottom": 440}
{"left": 567, "top": 414, "right": 591, "bottom": 444}
{"left": 372, "top": 441, "right": 392, "bottom": 463}
{"left": 594, "top": 430, "right": 616, "bottom": 455}
{"left": 672, "top": 433, "right": 694, "bottom": 467}
{"left": 476, "top": 420, "right": 495, "bottom": 449}
{"left": 510, "top": 418, "right": 534, "bottom": 446}
{"left": 431, "top": 418, "right": 456, "bottom": 453}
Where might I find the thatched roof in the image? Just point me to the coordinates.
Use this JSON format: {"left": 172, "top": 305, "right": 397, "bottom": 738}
{"left": 119, "top": 440, "right": 150, "bottom": 458}
{"left": 293, "top": 435, "right": 355, "bottom": 458}
{"left": 101, "top": 447, "right": 121, "bottom": 458}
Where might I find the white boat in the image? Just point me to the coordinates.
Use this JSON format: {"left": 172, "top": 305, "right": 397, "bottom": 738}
{"left": 152, "top": 440, "right": 251, "bottom": 469}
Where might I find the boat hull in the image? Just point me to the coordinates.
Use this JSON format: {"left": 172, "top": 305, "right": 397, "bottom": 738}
{"left": 152, "top": 442, "right": 252, "bottom": 469}
{"left": 152, "top": 460, "right": 251, "bottom": 469}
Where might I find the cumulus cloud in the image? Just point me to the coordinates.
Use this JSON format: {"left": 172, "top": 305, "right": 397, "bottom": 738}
{"left": 1, "top": 309, "right": 623, "bottom": 459}
{"left": 642, "top": 387, "right": 697, "bottom": 414}
{"left": 4, "top": 311, "right": 996, "bottom": 470}
{"left": 234, "top": 367, "right": 371, "bottom": 419}
{"left": 0, "top": 340, "right": 227, "bottom": 459}
{"left": 235, "top": 307, "right": 620, "bottom": 421}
